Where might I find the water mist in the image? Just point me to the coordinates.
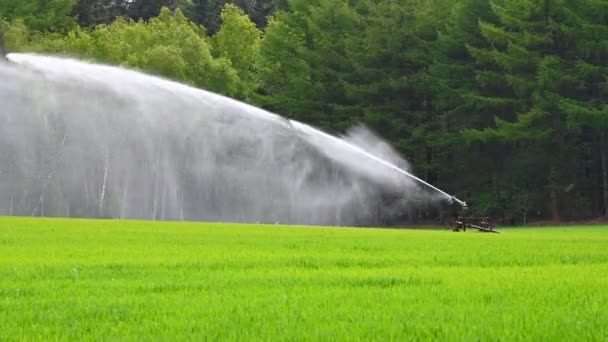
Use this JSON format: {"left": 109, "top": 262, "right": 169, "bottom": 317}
{"left": 0, "top": 54, "right": 454, "bottom": 225}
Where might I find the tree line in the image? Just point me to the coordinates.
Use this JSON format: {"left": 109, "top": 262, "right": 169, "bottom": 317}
{"left": 1, "top": 0, "right": 607, "bottom": 224}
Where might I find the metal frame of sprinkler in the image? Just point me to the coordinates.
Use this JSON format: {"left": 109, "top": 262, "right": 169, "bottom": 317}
{"left": 404, "top": 175, "right": 500, "bottom": 233}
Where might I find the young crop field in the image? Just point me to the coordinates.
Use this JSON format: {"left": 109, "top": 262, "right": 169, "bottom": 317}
{"left": 0, "top": 217, "right": 607, "bottom": 341}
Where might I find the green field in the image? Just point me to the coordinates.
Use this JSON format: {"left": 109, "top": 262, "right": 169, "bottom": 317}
{"left": 1, "top": 217, "right": 607, "bottom": 341}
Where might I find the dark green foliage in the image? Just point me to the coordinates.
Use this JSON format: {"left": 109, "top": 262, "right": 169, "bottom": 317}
{"left": 71, "top": 0, "right": 181, "bottom": 27}
{"left": 188, "top": 0, "right": 283, "bottom": 34}
{"left": 343, "top": 0, "right": 452, "bottom": 182}
{"left": 457, "top": 0, "right": 608, "bottom": 221}
{"left": 0, "top": 0, "right": 77, "bottom": 32}
{"left": 71, "top": 0, "right": 128, "bottom": 26}
{"left": 128, "top": 0, "right": 180, "bottom": 21}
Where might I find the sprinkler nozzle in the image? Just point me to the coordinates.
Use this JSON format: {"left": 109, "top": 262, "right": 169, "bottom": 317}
{"left": 451, "top": 196, "right": 468, "bottom": 209}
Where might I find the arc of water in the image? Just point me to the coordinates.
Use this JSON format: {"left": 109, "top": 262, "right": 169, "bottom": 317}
{"left": 290, "top": 121, "right": 468, "bottom": 208}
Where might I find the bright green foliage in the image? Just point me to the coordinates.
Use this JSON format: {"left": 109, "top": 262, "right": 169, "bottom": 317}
{"left": 0, "top": 0, "right": 76, "bottom": 32}
{"left": 1, "top": 217, "right": 607, "bottom": 340}
{"left": 1, "top": 19, "right": 31, "bottom": 51}
{"left": 30, "top": 8, "right": 242, "bottom": 96}
{"left": 213, "top": 4, "right": 262, "bottom": 98}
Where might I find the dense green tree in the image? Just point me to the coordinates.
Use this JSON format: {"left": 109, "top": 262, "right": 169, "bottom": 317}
{"left": 128, "top": 0, "right": 180, "bottom": 20}
{"left": 30, "top": 8, "right": 242, "bottom": 97}
{"left": 425, "top": 0, "right": 608, "bottom": 223}
{"left": 213, "top": 4, "right": 262, "bottom": 98}
{"left": 71, "top": 0, "right": 129, "bottom": 26}
{"left": 557, "top": 1, "right": 608, "bottom": 217}
{"left": 187, "top": 0, "right": 224, "bottom": 34}
{"left": 257, "top": 0, "right": 362, "bottom": 129}
{"left": 427, "top": 0, "right": 509, "bottom": 218}
{"left": 187, "top": 0, "right": 284, "bottom": 34}
{"left": 461, "top": 0, "right": 604, "bottom": 221}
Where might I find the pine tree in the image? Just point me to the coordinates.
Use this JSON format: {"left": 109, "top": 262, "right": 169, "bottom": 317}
{"left": 188, "top": 0, "right": 225, "bottom": 34}
{"left": 462, "top": 0, "right": 595, "bottom": 221}
{"left": 429, "top": 0, "right": 526, "bottom": 219}
{"left": 213, "top": 4, "right": 263, "bottom": 98}
{"left": 256, "top": 0, "right": 362, "bottom": 129}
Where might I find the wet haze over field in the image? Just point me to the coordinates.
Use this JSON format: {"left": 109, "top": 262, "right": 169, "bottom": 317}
{"left": 0, "top": 54, "right": 446, "bottom": 225}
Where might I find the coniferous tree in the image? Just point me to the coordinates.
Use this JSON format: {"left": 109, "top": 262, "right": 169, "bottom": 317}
{"left": 71, "top": 0, "right": 130, "bottom": 26}
{"left": 343, "top": 0, "right": 453, "bottom": 182}
{"left": 463, "top": 0, "right": 588, "bottom": 221}
{"left": 72, "top": 0, "right": 181, "bottom": 27}
{"left": 256, "top": 0, "right": 362, "bottom": 129}
{"left": 188, "top": 0, "right": 282, "bottom": 34}
{"left": 428, "top": 0, "right": 513, "bottom": 218}
{"left": 557, "top": 1, "right": 608, "bottom": 217}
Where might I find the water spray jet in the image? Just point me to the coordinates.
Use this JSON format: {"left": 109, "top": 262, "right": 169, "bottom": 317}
{"left": 0, "top": 54, "right": 467, "bottom": 226}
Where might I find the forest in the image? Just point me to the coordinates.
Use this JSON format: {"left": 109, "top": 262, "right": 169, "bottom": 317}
{"left": 1, "top": 0, "right": 607, "bottom": 224}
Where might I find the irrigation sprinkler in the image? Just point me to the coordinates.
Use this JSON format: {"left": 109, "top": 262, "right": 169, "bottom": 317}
{"left": 453, "top": 216, "right": 500, "bottom": 233}
{"left": 396, "top": 172, "right": 500, "bottom": 233}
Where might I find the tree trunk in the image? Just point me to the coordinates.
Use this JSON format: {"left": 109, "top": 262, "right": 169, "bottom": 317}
{"left": 99, "top": 150, "right": 109, "bottom": 215}
{"left": 601, "top": 144, "right": 608, "bottom": 218}
{"left": 548, "top": 166, "right": 561, "bottom": 222}
{"left": 550, "top": 189, "right": 560, "bottom": 222}
{"left": 521, "top": 194, "right": 529, "bottom": 226}
{"left": 492, "top": 171, "right": 499, "bottom": 202}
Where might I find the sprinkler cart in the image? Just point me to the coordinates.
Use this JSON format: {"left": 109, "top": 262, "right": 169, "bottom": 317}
{"left": 453, "top": 216, "right": 500, "bottom": 233}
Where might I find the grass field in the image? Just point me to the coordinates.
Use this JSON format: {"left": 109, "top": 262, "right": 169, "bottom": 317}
{"left": 0, "top": 217, "right": 607, "bottom": 341}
